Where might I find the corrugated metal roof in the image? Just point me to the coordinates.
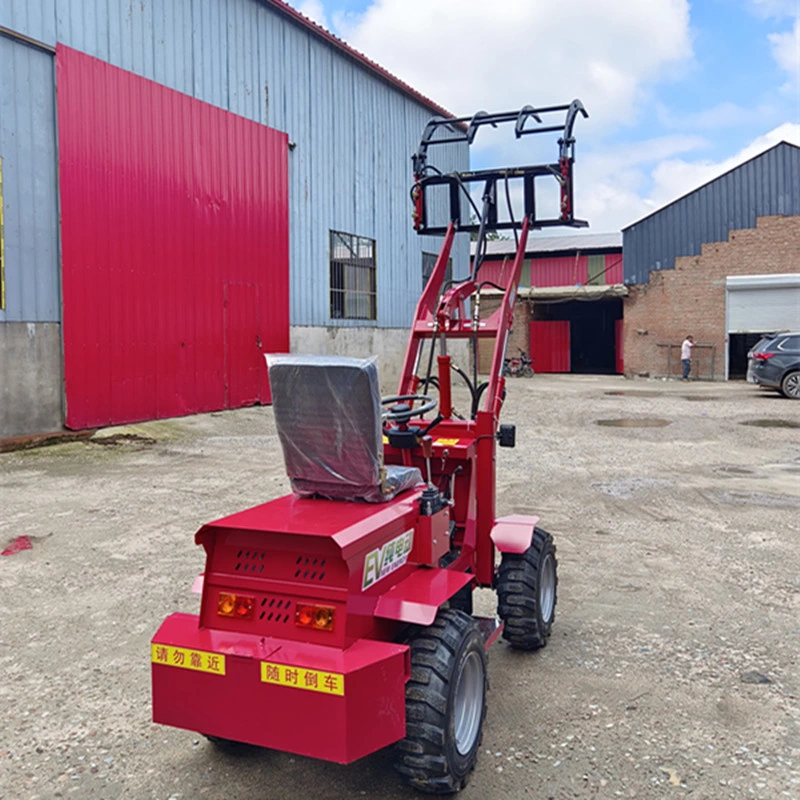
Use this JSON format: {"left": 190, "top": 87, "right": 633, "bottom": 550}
{"left": 472, "top": 232, "right": 622, "bottom": 257}
{"left": 623, "top": 141, "right": 800, "bottom": 285}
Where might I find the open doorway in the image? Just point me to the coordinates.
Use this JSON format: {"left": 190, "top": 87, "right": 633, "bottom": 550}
{"left": 531, "top": 298, "right": 623, "bottom": 374}
{"left": 728, "top": 332, "right": 765, "bottom": 379}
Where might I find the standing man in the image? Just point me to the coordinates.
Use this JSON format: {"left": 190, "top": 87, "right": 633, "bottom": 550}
{"left": 681, "top": 335, "right": 695, "bottom": 381}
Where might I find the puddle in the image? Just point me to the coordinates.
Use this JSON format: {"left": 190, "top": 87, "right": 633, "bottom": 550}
{"left": 683, "top": 396, "right": 721, "bottom": 402}
{"left": 604, "top": 391, "right": 663, "bottom": 398}
{"left": 740, "top": 419, "right": 800, "bottom": 429}
{"left": 596, "top": 418, "right": 670, "bottom": 428}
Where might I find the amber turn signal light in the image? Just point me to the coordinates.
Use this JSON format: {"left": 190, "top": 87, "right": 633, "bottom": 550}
{"left": 217, "top": 592, "right": 254, "bottom": 620}
{"left": 295, "top": 603, "right": 335, "bottom": 632}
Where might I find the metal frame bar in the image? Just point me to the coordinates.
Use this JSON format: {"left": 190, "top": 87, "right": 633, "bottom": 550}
{"left": 0, "top": 25, "right": 55, "bottom": 54}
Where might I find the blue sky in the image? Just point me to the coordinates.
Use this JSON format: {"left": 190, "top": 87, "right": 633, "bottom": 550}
{"left": 290, "top": 0, "right": 800, "bottom": 232}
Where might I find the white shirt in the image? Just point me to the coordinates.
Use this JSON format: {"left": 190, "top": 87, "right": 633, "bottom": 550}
{"left": 681, "top": 339, "right": 694, "bottom": 360}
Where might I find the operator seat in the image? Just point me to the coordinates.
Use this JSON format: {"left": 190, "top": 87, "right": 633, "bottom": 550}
{"left": 267, "top": 355, "right": 423, "bottom": 503}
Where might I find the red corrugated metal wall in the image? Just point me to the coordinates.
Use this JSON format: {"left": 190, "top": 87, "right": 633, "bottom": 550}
{"left": 475, "top": 259, "right": 516, "bottom": 287}
{"left": 480, "top": 252, "right": 623, "bottom": 288}
{"left": 529, "top": 321, "right": 570, "bottom": 373}
{"left": 530, "top": 256, "right": 588, "bottom": 287}
{"left": 605, "top": 254, "right": 624, "bottom": 284}
{"left": 57, "top": 46, "right": 289, "bottom": 429}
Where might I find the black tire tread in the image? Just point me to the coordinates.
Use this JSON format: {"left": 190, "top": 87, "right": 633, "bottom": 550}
{"left": 780, "top": 370, "right": 800, "bottom": 399}
{"left": 496, "top": 527, "right": 557, "bottom": 650}
{"left": 394, "top": 608, "right": 487, "bottom": 794}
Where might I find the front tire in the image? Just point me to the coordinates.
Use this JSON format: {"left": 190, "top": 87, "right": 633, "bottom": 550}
{"left": 394, "top": 609, "right": 488, "bottom": 794}
{"left": 496, "top": 527, "right": 557, "bottom": 650}
{"left": 781, "top": 371, "right": 800, "bottom": 399}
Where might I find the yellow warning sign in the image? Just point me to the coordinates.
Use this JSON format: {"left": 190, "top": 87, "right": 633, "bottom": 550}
{"left": 151, "top": 644, "right": 226, "bottom": 675}
{"left": 260, "top": 662, "right": 344, "bottom": 695}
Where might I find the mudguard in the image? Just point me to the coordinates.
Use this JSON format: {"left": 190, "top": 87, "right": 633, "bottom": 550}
{"left": 490, "top": 514, "right": 540, "bottom": 554}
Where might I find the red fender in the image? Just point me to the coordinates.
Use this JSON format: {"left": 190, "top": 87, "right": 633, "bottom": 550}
{"left": 490, "top": 514, "right": 540, "bottom": 554}
{"left": 373, "top": 568, "right": 473, "bottom": 626}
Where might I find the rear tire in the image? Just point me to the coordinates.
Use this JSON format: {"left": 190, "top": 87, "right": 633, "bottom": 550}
{"left": 496, "top": 527, "right": 557, "bottom": 650}
{"left": 781, "top": 370, "right": 800, "bottom": 399}
{"left": 202, "top": 734, "right": 257, "bottom": 754}
{"left": 394, "top": 609, "right": 487, "bottom": 794}
{"left": 447, "top": 581, "right": 474, "bottom": 615}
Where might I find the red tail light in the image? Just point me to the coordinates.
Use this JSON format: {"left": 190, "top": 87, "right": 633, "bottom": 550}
{"left": 295, "top": 603, "right": 335, "bottom": 632}
{"left": 754, "top": 353, "right": 776, "bottom": 361}
{"left": 217, "top": 592, "right": 254, "bottom": 620}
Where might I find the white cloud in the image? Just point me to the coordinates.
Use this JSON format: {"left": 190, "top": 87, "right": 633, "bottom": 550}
{"left": 768, "top": 16, "right": 800, "bottom": 87}
{"left": 649, "top": 122, "right": 800, "bottom": 200}
{"left": 334, "top": 0, "right": 693, "bottom": 130}
{"left": 327, "top": 0, "right": 697, "bottom": 235}
{"left": 286, "top": 2, "right": 796, "bottom": 237}
{"left": 655, "top": 100, "right": 780, "bottom": 130}
{"left": 571, "top": 124, "right": 800, "bottom": 231}
{"left": 748, "top": 0, "right": 799, "bottom": 19}
{"left": 295, "top": 0, "right": 330, "bottom": 28}
{"left": 577, "top": 135, "right": 707, "bottom": 232}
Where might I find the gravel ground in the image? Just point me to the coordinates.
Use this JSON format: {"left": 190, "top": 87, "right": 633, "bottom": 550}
{"left": 1, "top": 374, "right": 798, "bottom": 800}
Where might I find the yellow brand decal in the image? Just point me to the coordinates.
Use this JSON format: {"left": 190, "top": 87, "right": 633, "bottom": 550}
{"left": 151, "top": 644, "right": 226, "bottom": 675}
{"left": 261, "top": 662, "right": 344, "bottom": 695}
{"left": 382, "top": 434, "right": 389, "bottom": 444}
{"left": 434, "top": 437, "right": 460, "bottom": 446}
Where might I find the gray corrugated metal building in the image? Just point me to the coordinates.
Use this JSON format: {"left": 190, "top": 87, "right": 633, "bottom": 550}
{"left": 622, "top": 141, "right": 800, "bottom": 285}
{"left": 0, "top": 0, "right": 468, "bottom": 438}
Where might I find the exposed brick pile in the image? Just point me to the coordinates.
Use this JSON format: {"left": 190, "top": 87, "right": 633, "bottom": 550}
{"left": 623, "top": 215, "right": 800, "bottom": 379}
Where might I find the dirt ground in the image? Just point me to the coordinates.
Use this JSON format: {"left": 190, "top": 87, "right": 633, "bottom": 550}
{"left": 1, "top": 374, "right": 799, "bottom": 800}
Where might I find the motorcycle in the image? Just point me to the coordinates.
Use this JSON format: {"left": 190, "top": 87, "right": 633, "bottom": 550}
{"left": 503, "top": 349, "right": 534, "bottom": 378}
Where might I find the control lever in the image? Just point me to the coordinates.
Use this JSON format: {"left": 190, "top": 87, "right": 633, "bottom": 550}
{"left": 421, "top": 435, "right": 434, "bottom": 487}
{"left": 419, "top": 413, "right": 444, "bottom": 437}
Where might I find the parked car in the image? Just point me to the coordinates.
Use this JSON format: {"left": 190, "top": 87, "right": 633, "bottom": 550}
{"left": 747, "top": 331, "right": 800, "bottom": 399}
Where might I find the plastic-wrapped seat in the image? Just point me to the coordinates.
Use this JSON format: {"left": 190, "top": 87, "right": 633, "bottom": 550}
{"left": 267, "top": 355, "right": 422, "bottom": 503}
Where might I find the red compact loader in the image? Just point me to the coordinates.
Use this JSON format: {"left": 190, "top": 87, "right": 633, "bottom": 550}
{"left": 152, "top": 101, "right": 588, "bottom": 793}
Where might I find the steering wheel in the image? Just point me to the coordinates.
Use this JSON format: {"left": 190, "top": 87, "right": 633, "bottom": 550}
{"left": 381, "top": 394, "right": 437, "bottom": 424}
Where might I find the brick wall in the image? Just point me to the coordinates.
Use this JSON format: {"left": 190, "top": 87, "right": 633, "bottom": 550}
{"left": 622, "top": 215, "right": 800, "bottom": 379}
{"left": 477, "top": 295, "right": 531, "bottom": 372}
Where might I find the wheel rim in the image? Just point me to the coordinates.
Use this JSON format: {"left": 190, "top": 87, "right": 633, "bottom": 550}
{"left": 454, "top": 651, "right": 484, "bottom": 755}
{"left": 540, "top": 553, "right": 556, "bottom": 622}
{"left": 785, "top": 373, "right": 800, "bottom": 398}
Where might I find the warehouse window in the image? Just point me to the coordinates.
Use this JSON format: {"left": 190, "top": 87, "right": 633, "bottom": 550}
{"left": 0, "top": 157, "right": 4, "bottom": 309}
{"left": 422, "top": 252, "right": 453, "bottom": 291}
{"left": 330, "top": 231, "right": 376, "bottom": 320}
{"left": 422, "top": 253, "right": 453, "bottom": 290}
